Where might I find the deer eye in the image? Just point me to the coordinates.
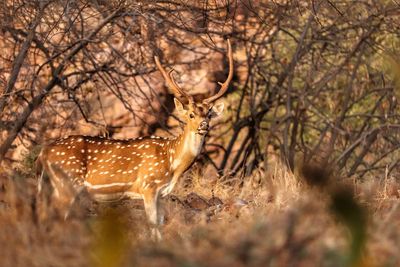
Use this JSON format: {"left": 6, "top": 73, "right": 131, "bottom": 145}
{"left": 190, "top": 113, "right": 195, "bottom": 119}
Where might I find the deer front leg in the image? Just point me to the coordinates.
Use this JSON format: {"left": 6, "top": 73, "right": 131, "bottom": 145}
{"left": 143, "top": 189, "right": 162, "bottom": 241}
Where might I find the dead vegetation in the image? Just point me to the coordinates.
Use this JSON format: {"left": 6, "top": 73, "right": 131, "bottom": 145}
{"left": 0, "top": 158, "right": 399, "bottom": 267}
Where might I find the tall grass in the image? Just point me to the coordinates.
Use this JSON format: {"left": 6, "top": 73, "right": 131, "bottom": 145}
{"left": 0, "top": 158, "right": 399, "bottom": 267}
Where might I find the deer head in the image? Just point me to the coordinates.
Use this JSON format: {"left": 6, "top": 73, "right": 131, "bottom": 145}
{"left": 154, "top": 39, "right": 233, "bottom": 137}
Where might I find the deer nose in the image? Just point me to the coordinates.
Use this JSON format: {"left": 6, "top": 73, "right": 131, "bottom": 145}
{"left": 199, "top": 121, "right": 208, "bottom": 130}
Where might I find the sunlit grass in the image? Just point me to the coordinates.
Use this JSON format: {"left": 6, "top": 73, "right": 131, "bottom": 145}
{"left": 0, "top": 158, "right": 399, "bottom": 267}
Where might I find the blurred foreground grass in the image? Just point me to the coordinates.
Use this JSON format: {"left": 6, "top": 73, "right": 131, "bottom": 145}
{"left": 0, "top": 158, "right": 399, "bottom": 267}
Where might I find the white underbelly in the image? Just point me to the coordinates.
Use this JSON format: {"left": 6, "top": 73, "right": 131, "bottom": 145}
{"left": 91, "top": 192, "right": 124, "bottom": 202}
{"left": 90, "top": 191, "right": 143, "bottom": 202}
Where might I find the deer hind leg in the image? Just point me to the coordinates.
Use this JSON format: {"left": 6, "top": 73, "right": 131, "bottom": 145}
{"left": 42, "top": 161, "right": 79, "bottom": 221}
{"left": 35, "top": 158, "right": 53, "bottom": 225}
{"left": 63, "top": 186, "right": 86, "bottom": 220}
{"left": 34, "top": 168, "right": 45, "bottom": 225}
{"left": 143, "top": 189, "right": 162, "bottom": 241}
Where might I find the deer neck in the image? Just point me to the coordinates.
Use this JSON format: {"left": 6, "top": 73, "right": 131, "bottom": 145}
{"left": 170, "top": 125, "right": 205, "bottom": 172}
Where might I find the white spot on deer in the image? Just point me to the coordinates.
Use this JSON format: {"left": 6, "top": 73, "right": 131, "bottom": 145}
{"left": 107, "top": 150, "right": 112, "bottom": 154}
{"left": 102, "top": 150, "right": 106, "bottom": 153}
{"left": 117, "top": 169, "right": 122, "bottom": 173}
{"left": 154, "top": 162, "right": 159, "bottom": 166}
{"left": 133, "top": 166, "right": 138, "bottom": 170}
{"left": 81, "top": 149, "right": 85, "bottom": 153}
{"left": 56, "top": 152, "right": 60, "bottom": 155}
{"left": 94, "top": 150, "right": 98, "bottom": 153}
{"left": 93, "top": 157, "right": 97, "bottom": 160}
{"left": 154, "top": 179, "right": 162, "bottom": 183}
{"left": 51, "top": 149, "right": 55, "bottom": 152}
{"left": 165, "top": 171, "right": 169, "bottom": 176}
{"left": 122, "top": 171, "right": 127, "bottom": 174}
{"left": 77, "top": 138, "right": 83, "bottom": 142}
{"left": 138, "top": 144, "right": 144, "bottom": 149}
{"left": 145, "top": 145, "right": 150, "bottom": 148}
{"left": 88, "top": 149, "right": 92, "bottom": 153}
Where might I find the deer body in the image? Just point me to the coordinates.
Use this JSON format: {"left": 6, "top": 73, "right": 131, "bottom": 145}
{"left": 38, "top": 124, "right": 205, "bottom": 201}
{"left": 36, "top": 40, "right": 233, "bottom": 240}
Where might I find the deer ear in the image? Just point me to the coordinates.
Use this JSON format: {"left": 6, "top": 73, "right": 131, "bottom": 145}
{"left": 174, "top": 98, "right": 186, "bottom": 115}
{"left": 210, "top": 102, "right": 224, "bottom": 118}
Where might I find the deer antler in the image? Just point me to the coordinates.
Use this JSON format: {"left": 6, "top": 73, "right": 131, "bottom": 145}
{"left": 203, "top": 39, "right": 234, "bottom": 104}
{"left": 154, "top": 56, "right": 194, "bottom": 103}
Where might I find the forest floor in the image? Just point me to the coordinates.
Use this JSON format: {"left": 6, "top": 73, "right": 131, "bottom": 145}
{"left": 0, "top": 160, "right": 399, "bottom": 267}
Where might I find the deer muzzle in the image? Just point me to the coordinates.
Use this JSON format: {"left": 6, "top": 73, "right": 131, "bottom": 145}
{"left": 197, "top": 121, "right": 209, "bottom": 135}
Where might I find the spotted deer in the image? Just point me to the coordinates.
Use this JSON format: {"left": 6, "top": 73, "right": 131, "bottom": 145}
{"left": 36, "top": 40, "right": 233, "bottom": 239}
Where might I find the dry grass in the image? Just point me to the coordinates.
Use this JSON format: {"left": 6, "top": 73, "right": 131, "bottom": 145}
{"left": 0, "top": 160, "right": 399, "bottom": 267}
